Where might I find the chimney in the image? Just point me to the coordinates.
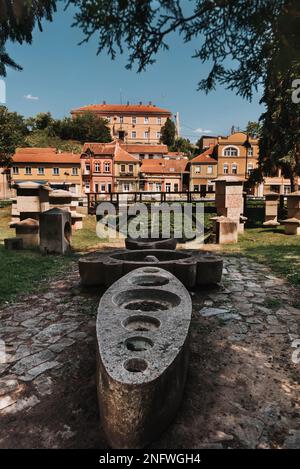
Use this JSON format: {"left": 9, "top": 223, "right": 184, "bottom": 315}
{"left": 103, "top": 100, "right": 106, "bottom": 105}
{"left": 127, "top": 101, "right": 130, "bottom": 105}
{"left": 139, "top": 101, "right": 142, "bottom": 105}
{"left": 149, "top": 101, "right": 152, "bottom": 106}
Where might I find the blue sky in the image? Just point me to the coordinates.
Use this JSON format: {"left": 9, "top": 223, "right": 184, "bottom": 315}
{"left": 5, "top": 3, "right": 264, "bottom": 142}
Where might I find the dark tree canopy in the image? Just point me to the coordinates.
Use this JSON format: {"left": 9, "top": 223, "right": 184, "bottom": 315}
{"left": 259, "top": 61, "right": 300, "bottom": 191}
{"left": 0, "top": 1, "right": 299, "bottom": 100}
{"left": 0, "top": 0, "right": 56, "bottom": 75}
{"left": 67, "top": 0, "right": 300, "bottom": 99}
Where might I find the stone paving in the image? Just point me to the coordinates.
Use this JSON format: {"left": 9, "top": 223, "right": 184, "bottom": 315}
{"left": 0, "top": 255, "right": 299, "bottom": 448}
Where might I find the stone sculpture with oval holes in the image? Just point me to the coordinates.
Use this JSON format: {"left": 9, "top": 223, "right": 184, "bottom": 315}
{"left": 96, "top": 267, "right": 192, "bottom": 448}
{"left": 79, "top": 249, "right": 223, "bottom": 288}
{"left": 125, "top": 237, "right": 178, "bottom": 250}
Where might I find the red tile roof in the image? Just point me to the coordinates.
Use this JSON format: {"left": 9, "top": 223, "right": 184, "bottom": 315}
{"left": 82, "top": 142, "right": 139, "bottom": 162}
{"left": 191, "top": 145, "right": 217, "bottom": 164}
{"left": 141, "top": 158, "right": 188, "bottom": 174}
{"left": 13, "top": 148, "right": 81, "bottom": 164}
{"left": 121, "top": 144, "right": 168, "bottom": 154}
{"left": 71, "top": 103, "right": 172, "bottom": 116}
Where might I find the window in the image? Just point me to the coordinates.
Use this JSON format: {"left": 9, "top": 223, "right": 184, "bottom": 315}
{"left": 95, "top": 184, "right": 99, "bottom": 193}
{"left": 208, "top": 185, "right": 214, "bottom": 193}
{"left": 72, "top": 167, "right": 78, "bottom": 176}
{"left": 85, "top": 183, "right": 90, "bottom": 193}
{"left": 120, "top": 164, "right": 126, "bottom": 173}
{"left": 101, "top": 184, "right": 106, "bottom": 193}
{"left": 25, "top": 167, "right": 32, "bottom": 175}
{"left": 120, "top": 116, "right": 124, "bottom": 123}
{"left": 123, "top": 183, "right": 131, "bottom": 192}
{"left": 174, "top": 183, "right": 179, "bottom": 192}
{"left": 156, "top": 132, "right": 161, "bottom": 139}
{"left": 155, "top": 183, "right": 162, "bottom": 192}
{"left": 247, "top": 163, "right": 254, "bottom": 175}
{"left": 193, "top": 185, "right": 199, "bottom": 192}
{"left": 144, "top": 116, "right": 149, "bottom": 124}
{"left": 104, "top": 162, "right": 110, "bottom": 172}
{"left": 166, "top": 183, "right": 171, "bottom": 192}
{"left": 37, "top": 167, "right": 45, "bottom": 175}
{"left": 224, "top": 146, "right": 238, "bottom": 157}
{"left": 284, "top": 185, "right": 291, "bottom": 195}
{"left": 95, "top": 162, "right": 101, "bottom": 172}
{"left": 106, "top": 116, "right": 111, "bottom": 123}
{"left": 207, "top": 165, "right": 213, "bottom": 175}
{"left": 131, "top": 131, "right": 137, "bottom": 139}
{"left": 195, "top": 166, "right": 201, "bottom": 174}
{"left": 128, "top": 164, "right": 134, "bottom": 174}
{"left": 232, "top": 163, "right": 238, "bottom": 174}
{"left": 247, "top": 147, "right": 254, "bottom": 157}
{"left": 157, "top": 117, "right": 162, "bottom": 125}
{"left": 223, "top": 164, "right": 229, "bottom": 174}
{"left": 144, "top": 131, "right": 149, "bottom": 139}
{"left": 85, "top": 164, "right": 90, "bottom": 174}
{"left": 53, "top": 167, "right": 59, "bottom": 175}
{"left": 132, "top": 116, "right": 137, "bottom": 124}
{"left": 12, "top": 167, "right": 19, "bottom": 175}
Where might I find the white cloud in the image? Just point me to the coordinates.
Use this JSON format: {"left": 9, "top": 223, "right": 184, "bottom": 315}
{"left": 194, "top": 128, "right": 213, "bottom": 134}
{"left": 24, "top": 94, "right": 39, "bottom": 101}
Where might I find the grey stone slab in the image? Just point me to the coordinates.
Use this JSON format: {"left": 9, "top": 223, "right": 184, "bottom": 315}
{"left": 33, "top": 322, "right": 80, "bottom": 344}
{"left": 11, "top": 350, "right": 56, "bottom": 375}
{"left": 199, "top": 307, "right": 231, "bottom": 317}
{"left": 19, "top": 360, "right": 60, "bottom": 381}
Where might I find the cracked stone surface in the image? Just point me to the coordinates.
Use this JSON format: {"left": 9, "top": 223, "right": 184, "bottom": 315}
{"left": 0, "top": 256, "right": 299, "bottom": 449}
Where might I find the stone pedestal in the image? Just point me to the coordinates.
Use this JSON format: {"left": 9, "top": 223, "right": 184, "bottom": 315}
{"left": 49, "top": 190, "right": 84, "bottom": 230}
{"left": 214, "top": 176, "right": 245, "bottom": 242}
{"left": 263, "top": 192, "right": 280, "bottom": 227}
{"left": 13, "top": 182, "right": 51, "bottom": 221}
{"left": 281, "top": 218, "right": 300, "bottom": 235}
{"left": 281, "top": 191, "right": 300, "bottom": 234}
{"left": 40, "top": 208, "right": 72, "bottom": 254}
{"left": 215, "top": 216, "right": 238, "bottom": 244}
{"left": 286, "top": 191, "right": 300, "bottom": 219}
{"left": 10, "top": 218, "right": 39, "bottom": 248}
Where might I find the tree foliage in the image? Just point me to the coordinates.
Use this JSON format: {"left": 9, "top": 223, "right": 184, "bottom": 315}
{"left": 160, "top": 118, "right": 176, "bottom": 147}
{"left": 0, "top": 106, "right": 28, "bottom": 166}
{"left": 0, "top": 0, "right": 56, "bottom": 75}
{"left": 67, "top": 0, "right": 299, "bottom": 100}
{"left": 259, "top": 62, "right": 300, "bottom": 191}
{"left": 245, "top": 122, "right": 262, "bottom": 139}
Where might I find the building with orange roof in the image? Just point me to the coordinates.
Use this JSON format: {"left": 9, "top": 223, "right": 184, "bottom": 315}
{"left": 189, "top": 144, "right": 218, "bottom": 196}
{"left": 11, "top": 148, "right": 82, "bottom": 194}
{"left": 120, "top": 143, "right": 169, "bottom": 159}
{"left": 140, "top": 158, "right": 189, "bottom": 192}
{"left": 71, "top": 102, "right": 172, "bottom": 145}
{"left": 81, "top": 141, "right": 140, "bottom": 193}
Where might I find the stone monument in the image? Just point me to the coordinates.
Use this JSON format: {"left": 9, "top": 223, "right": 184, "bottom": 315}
{"left": 39, "top": 208, "right": 72, "bottom": 254}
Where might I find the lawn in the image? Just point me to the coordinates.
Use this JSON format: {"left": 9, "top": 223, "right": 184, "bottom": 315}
{"left": 0, "top": 206, "right": 102, "bottom": 304}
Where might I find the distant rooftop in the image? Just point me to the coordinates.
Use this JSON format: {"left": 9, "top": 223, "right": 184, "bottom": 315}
{"left": 71, "top": 102, "right": 172, "bottom": 115}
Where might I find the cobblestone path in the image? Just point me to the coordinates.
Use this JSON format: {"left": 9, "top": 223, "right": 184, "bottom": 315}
{"left": 0, "top": 256, "right": 299, "bottom": 449}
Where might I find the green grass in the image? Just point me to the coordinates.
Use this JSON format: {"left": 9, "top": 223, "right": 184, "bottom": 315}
{"left": 0, "top": 207, "right": 104, "bottom": 304}
{"left": 221, "top": 227, "right": 300, "bottom": 286}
